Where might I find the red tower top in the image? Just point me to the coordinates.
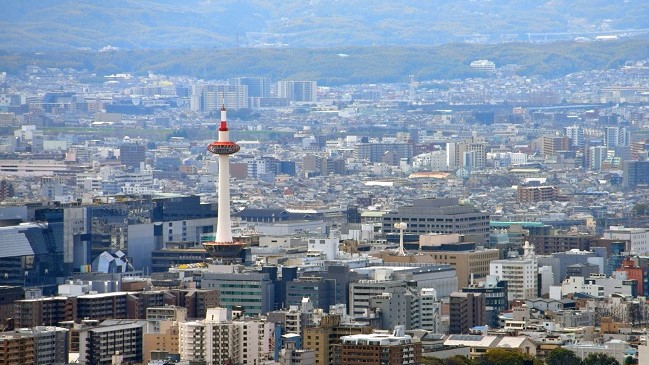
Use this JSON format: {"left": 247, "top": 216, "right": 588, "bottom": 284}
{"left": 219, "top": 105, "right": 228, "bottom": 131}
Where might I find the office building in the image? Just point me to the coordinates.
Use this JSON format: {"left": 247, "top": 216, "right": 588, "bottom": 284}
{"left": 411, "top": 234, "right": 500, "bottom": 288}
{"left": 449, "top": 292, "right": 485, "bottom": 334}
{"left": 382, "top": 198, "right": 490, "bottom": 243}
{"left": 201, "top": 271, "right": 275, "bottom": 316}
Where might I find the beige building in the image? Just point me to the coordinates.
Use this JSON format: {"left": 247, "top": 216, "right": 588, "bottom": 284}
{"left": 143, "top": 321, "right": 180, "bottom": 364}
{"left": 303, "top": 314, "right": 373, "bottom": 365}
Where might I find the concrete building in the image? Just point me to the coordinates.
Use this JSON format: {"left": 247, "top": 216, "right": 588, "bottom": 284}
{"left": 179, "top": 308, "right": 274, "bottom": 365}
{"left": 624, "top": 160, "right": 649, "bottom": 188}
{"left": 516, "top": 185, "right": 559, "bottom": 203}
{"left": 528, "top": 234, "right": 595, "bottom": 255}
{"left": 490, "top": 242, "right": 538, "bottom": 301}
{"left": 302, "top": 314, "right": 373, "bottom": 365}
{"left": 14, "top": 297, "right": 73, "bottom": 328}
{"left": 333, "top": 327, "right": 421, "bottom": 365}
{"left": 565, "top": 126, "right": 584, "bottom": 147}
{"left": 349, "top": 265, "right": 457, "bottom": 317}
{"left": 462, "top": 275, "right": 508, "bottom": 328}
{"left": 118, "top": 141, "right": 145, "bottom": 168}
{"left": 277, "top": 81, "right": 317, "bottom": 102}
{"left": 449, "top": 292, "right": 485, "bottom": 334}
{"left": 443, "top": 335, "right": 536, "bottom": 359}
{"left": 382, "top": 198, "right": 490, "bottom": 244}
{"left": 564, "top": 339, "right": 632, "bottom": 364}
{"left": 0, "top": 332, "right": 35, "bottom": 365}
{"left": 143, "top": 321, "right": 179, "bottom": 365}
{"left": 201, "top": 271, "right": 275, "bottom": 316}
{"left": 78, "top": 320, "right": 147, "bottom": 365}
{"left": 603, "top": 226, "right": 649, "bottom": 255}
{"left": 354, "top": 142, "right": 413, "bottom": 166}
{"left": 14, "top": 326, "right": 68, "bottom": 365}
{"left": 414, "top": 234, "right": 499, "bottom": 288}
{"left": 279, "top": 341, "right": 315, "bottom": 365}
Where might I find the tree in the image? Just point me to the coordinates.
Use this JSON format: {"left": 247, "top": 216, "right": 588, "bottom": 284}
{"left": 545, "top": 348, "right": 581, "bottom": 365}
{"left": 582, "top": 353, "right": 621, "bottom": 365}
{"left": 477, "top": 348, "right": 535, "bottom": 365}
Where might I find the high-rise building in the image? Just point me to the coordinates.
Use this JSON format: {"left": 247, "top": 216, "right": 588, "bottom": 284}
{"left": 201, "top": 271, "right": 275, "bottom": 316}
{"left": 277, "top": 81, "right": 317, "bottom": 102}
{"left": 449, "top": 292, "right": 486, "bottom": 334}
{"left": 191, "top": 84, "right": 249, "bottom": 111}
{"left": 605, "top": 126, "right": 630, "bottom": 148}
{"left": 179, "top": 308, "right": 274, "bottom": 365}
{"left": 589, "top": 146, "right": 610, "bottom": 170}
{"left": 489, "top": 242, "right": 538, "bottom": 301}
{"left": 302, "top": 314, "right": 373, "bottom": 365}
{"left": 369, "top": 286, "right": 441, "bottom": 332}
{"left": 78, "top": 320, "right": 147, "bottom": 365}
{"left": 14, "top": 326, "right": 69, "bottom": 365}
{"left": 354, "top": 142, "right": 413, "bottom": 166}
{"left": 565, "top": 126, "right": 585, "bottom": 147}
{"left": 624, "top": 160, "right": 649, "bottom": 188}
{"left": 462, "top": 276, "right": 508, "bottom": 328}
{"left": 119, "top": 141, "right": 145, "bottom": 168}
{"left": 229, "top": 77, "right": 270, "bottom": 98}
{"left": 541, "top": 136, "right": 570, "bottom": 157}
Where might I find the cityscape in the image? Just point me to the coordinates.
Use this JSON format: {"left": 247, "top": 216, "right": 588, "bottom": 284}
{"left": 3, "top": 2, "right": 649, "bottom": 365}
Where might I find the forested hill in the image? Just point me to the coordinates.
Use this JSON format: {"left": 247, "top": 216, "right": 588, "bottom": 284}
{"left": 1, "top": 0, "right": 649, "bottom": 50}
{"left": 2, "top": 39, "right": 649, "bottom": 85}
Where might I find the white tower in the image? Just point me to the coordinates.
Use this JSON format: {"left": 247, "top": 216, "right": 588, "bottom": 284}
{"left": 203, "top": 106, "right": 242, "bottom": 258}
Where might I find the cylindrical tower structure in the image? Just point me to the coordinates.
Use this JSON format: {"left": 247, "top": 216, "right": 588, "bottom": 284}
{"left": 204, "top": 106, "right": 243, "bottom": 258}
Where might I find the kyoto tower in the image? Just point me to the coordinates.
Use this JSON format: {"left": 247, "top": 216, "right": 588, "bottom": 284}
{"left": 203, "top": 106, "right": 244, "bottom": 258}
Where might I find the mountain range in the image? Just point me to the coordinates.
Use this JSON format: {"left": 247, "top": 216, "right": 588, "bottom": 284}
{"left": 2, "top": 0, "right": 649, "bottom": 50}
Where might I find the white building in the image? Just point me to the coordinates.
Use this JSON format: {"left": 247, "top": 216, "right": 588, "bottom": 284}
{"left": 179, "top": 308, "right": 274, "bottom": 365}
{"left": 553, "top": 276, "right": 604, "bottom": 299}
{"left": 308, "top": 238, "right": 338, "bottom": 260}
{"left": 602, "top": 226, "right": 649, "bottom": 255}
{"left": 564, "top": 339, "right": 632, "bottom": 365}
{"left": 490, "top": 242, "right": 538, "bottom": 301}
{"left": 277, "top": 80, "right": 317, "bottom": 103}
